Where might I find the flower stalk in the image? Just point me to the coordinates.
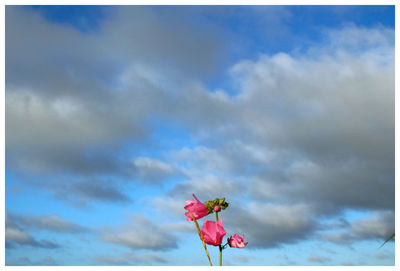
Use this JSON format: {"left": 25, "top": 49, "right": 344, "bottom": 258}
{"left": 216, "top": 212, "right": 222, "bottom": 266}
{"left": 219, "top": 244, "right": 223, "bottom": 266}
{"left": 190, "top": 211, "right": 212, "bottom": 266}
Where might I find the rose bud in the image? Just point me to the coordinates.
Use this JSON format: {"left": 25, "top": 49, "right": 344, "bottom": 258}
{"left": 228, "top": 234, "right": 248, "bottom": 248}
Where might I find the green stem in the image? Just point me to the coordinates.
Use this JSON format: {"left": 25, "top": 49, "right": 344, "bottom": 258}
{"left": 215, "top": 212, "right": 222, "bottom": 266}
{"left": 190, "top": 211, "right": 212, "bottom": 266}
{"left": 219, "top": 245, "right": 222, "bottom": 266}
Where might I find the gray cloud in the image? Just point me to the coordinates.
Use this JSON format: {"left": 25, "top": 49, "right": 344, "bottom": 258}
{"left": 5, "top": 226, "right": 60, "bottom": 249}
{"left": 163, "top": 222, "right": 194, "bottom": 233}
{"left": 8, "top": 212, "right": 91, "bottom": 233}
{"left": 376, "top": 252, "right": 392, "bottom": 260}
{"left": 222, "top": 202, "right": 317, "bottom": 248}
{"left": 34, "top": 177, "right": 131, "bottom": 206}
{"left": 234, "top": 255, "right": 249, "bottom": 263}
{"left": 167, "top": 175, "right": 243, "bottom": 206}
{"left": 39, "top": 256, "right": 58, "bottom": 265}
{"left": 68, "top": 178, "right": 130, "bottom": 203}
{"left": 6, "top": 6, "right": 223, "bottom": 96}
{"left": 100, "top": 6, "right": 225, "bottom": 77}
{"left": 94, "top": 251, "right": 167, "bottom": 265}
{"left": 100, "top": 215, "right": 178, "bottom": 251}
{"left": 132, "top": 157, "right": 178, "bottom": 183}
{"left": 169, "top": 142, "right": 274, "bottom": 178}
{"left": 308, "top": 255, "right": 331, "bottom": 264}
{"left": 321, "top": 210, "right": 394, "bottom": 245}
{"left": 5, "top": 226, "right": 36, "bottom": 247}
{"left": 341, "top": 261, "right": 356, "bottom": 266}
{"left": 4, "top": 212, "right": 84, "bottom": 249}
{"left": 6, "top": 256, "right": 59, "bottom": 266}
{"left": 280, "top": 255, "right": 297, "bottom": 265}
{"left": 6, "top": 256, "right": 32, "bottom": 266}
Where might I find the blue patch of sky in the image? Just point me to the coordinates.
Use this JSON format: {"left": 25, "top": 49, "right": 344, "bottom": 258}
{"left": 118, "top": 117, "right": 200, "bottom": 191}
{"left": 145, "top": 117, "right": 198, "bottom": 154}
{"left": 6, "top": 174, "right": 65, "bottom": 215}
{"left": 6, "top": 173, "right": 154, "bottom": 230}
{"left": 6, "top": 235, "right": 99, "bottom": 265}
{"left": 28, "top": 5, "right": 111, "bottom": 33}
{"left": 285, "top": 5, "right": 394, "bottom": 43}
{"left": 118, "top": 118, "right": 198, "bottom": 161}
{"left": 5, "top": 183, "right": 165, "bottom": 264}
{"left": 6, "top": 180, "right": 123, "bottom": 229}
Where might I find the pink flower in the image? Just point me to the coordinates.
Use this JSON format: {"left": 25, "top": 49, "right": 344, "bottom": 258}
{"left": 228, "top": 234, "right": 248, "bottom": 248}
{"left": 184, "top": 194, "right": 209, "bottom": 221}
{"left": 214, "top": 205, "right": 221, "bottom": 212}
{"left": 201, "top": 219, "right": 227, "bottom": 246}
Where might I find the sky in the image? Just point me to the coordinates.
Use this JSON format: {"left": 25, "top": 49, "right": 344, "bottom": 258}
{"left": 4, "top": 5, "right": 395, "bottom": 266}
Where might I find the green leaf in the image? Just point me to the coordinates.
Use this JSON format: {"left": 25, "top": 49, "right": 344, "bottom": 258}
{"left": 205, "top": 197, "right": 229, "bottom": 213}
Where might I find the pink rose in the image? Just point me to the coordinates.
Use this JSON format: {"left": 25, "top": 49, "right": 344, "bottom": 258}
{"left": 184, "top": 194, "right": 209, "bottom": 221}
{"left": 201, "top": 219, "right": 227, "bottom": 246}
{"left": 228, "top": 234, "right": 248, "bottom": 248}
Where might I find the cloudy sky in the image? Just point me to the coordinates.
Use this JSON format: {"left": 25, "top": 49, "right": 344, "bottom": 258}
{"left": 5, "top": 5, "right": 394, "bottom": 266}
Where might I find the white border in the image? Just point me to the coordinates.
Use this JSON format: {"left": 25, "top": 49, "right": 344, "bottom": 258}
{"left": 1, "top": 0, "right": 398, "bottom": 270}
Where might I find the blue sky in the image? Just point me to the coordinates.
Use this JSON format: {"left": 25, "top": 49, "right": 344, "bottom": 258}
{"left": 5, "top": 5, "right": 395, "bottom": 266}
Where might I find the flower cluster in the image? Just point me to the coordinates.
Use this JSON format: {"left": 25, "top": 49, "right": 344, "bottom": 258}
{"left": 184, "top": 194, "right": 247, "bottom": 266}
